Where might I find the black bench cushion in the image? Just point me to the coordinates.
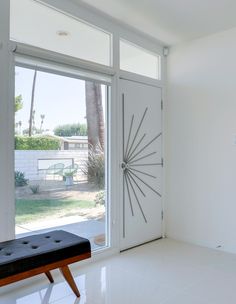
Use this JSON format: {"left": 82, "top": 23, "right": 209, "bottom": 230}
{"left": 0, "top": 230, "right": 91, "bottom": 279}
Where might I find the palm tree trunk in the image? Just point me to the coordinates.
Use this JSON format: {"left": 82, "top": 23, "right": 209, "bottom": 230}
{"left": 95, "top": 83, "right": 105, "bottom": 150}
{"left": 85, "top": 81, "right": 104, "bottom": 149}
{"left": 29, "top": 70, "right": 37, "bottom": 137}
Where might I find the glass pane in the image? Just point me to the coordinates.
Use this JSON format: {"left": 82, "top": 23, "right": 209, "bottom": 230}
{"left": 120, "top": 39, "right": 161, "bottom": 79}
{"left": 15, "top": 65, "right": 109, "bottom": 251}
{"left": 10, "top": 0, "right": 112, "bottom": 66}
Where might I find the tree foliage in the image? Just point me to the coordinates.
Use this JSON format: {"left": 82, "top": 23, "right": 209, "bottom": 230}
{"left": 54, "top": 123, "right": 87, "bottom": 137}
{"left": 15, "top": 95, "right": 23, "bottom": 113}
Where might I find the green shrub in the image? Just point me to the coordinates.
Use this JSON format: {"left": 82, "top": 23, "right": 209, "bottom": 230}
{"left": 94, "top": 191, "right": 105, "bottom": 206}
{"left": 15, "top": 171, "right": 28, "bottom": 187}
{"left": 29, "top": 184, "right": 40, "bottom": 194}
{"left": 15, "top": 136, "right": 60, "bottom": 150}
{"left": 82, "top": 145, "right": 105, "bottom": 189}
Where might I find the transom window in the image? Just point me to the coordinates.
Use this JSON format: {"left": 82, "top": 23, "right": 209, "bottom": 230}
{"left": 10, "top": 0, "right": 112, "bottom": 66}
{"left": 120, "top": 39, "right": 161, "bottom": 80}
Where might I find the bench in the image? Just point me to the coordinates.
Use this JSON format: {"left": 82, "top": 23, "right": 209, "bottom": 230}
{"left": 0, "top": 230, "right": 91, "bottom": 297}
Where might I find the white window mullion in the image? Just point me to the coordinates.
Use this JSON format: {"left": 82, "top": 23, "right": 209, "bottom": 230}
{"left": 0, "top": 0, "right": 15, "bottom": 241}
{"left": 13, "top": 42, "right": 115, "bottom": 80}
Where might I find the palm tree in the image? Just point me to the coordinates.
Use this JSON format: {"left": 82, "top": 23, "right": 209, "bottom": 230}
{"left": 29, "top": 70, "right": 37, "bottom": 136}
{"left": 96, "top": 84, "right": 105, "bottom": 150}
{"left": 18, "top": 121, "right": 22, "bottom": 135}
{"left": 40, "top": 114, "right": 45, "bottom": 133}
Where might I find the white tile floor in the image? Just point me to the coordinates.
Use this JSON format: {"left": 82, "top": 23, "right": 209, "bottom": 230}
{"left": 1, "top": 238, "right": 236, "bottom": 303}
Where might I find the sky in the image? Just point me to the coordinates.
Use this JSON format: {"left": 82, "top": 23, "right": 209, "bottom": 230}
{"left": 15, "top": 66, "right": 106, "bottom": 134}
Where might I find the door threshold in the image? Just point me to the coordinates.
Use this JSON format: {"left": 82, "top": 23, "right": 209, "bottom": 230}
{"left": 120, "top": 237, "right": 163, "bottom": 253}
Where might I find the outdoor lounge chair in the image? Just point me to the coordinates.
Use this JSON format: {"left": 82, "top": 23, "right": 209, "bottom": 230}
{"left": 45, "top": 163, "right": 65, "bottom": 180}
{"left": 61, "top": 164, "right": 79, "bottom": 178}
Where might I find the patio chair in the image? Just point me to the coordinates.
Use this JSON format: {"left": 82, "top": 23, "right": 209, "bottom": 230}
{"left": 45, "top": 163, "right": 65, "bottom": 180}
{"left": 62, "top": 164, "right": 79, "bottom": 177}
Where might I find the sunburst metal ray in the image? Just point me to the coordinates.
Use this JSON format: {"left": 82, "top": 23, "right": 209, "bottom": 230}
{"left": 128, "top": 132, "right": 162, "bottom": 163}
{"left": 126, "top": 133, "right": 146, "bottom": 161}
{"left": 124, "top": 171, "right": 134, "bottom": 216}
{"left": 129, "top": 167, "right": 157, "bottom": 179}
{"left": 129, "top": 151, "right": 157, "bottom": 165}
{"left": 122, "top": 172, "right": 125, "bottom": 238}
{"left": 122, "top": 101, "right": 162, "bottom": 234}
{"left": 128, "top": 170, "right": 162, "bottom": 198}
{"left": 126, "top": 173, "right": 147, "bottom": 223}
{"left": 130, "top": 163, "right": 162, "bottom": 167}
{"left": 126, "top": 108, "right": 148, "bottom": 160}
{"left": 124, "top": 115, "right": 134, "bottom": 161}
{"left": 127, "top": 170, "right": 146, "bottom": 197}
{"left": 122, "top": 95, "right": 125, "bottom": 158}
{"left": 122, "top": 94, "right": 125, "bottom": 238}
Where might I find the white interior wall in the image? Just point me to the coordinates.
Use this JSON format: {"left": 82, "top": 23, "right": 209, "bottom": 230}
{"left": 166, "top": 26, "right": 236, "bottom": 253}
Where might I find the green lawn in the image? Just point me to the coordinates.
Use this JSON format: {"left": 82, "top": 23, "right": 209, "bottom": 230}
{"left": 16, "top": 199, "right": 95, "bottom": 224}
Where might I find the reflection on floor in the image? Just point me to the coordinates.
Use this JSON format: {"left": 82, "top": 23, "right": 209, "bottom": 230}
{"left": 1, "top": 238, "right": 236, "bottom": 303}
{"left": 16, "top": 220, "right": 106, "bottom": 251}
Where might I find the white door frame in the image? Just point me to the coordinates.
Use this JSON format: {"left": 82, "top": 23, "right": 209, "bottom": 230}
{"left": 118, "top": 75, "right": 165, "bottom": 250}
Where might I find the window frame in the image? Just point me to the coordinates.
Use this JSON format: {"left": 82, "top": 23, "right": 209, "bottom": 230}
{"left": 14, "top": 54, "right": 114, "bottom": 254}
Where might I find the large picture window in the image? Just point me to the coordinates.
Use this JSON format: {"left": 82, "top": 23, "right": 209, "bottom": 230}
{"left": 14, "top": 62, "right": 110, "bottom": 251}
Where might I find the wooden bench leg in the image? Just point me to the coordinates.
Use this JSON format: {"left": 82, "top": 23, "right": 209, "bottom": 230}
{"left": 45, "top": 271, "right": 54, "bottom": 283}
{"left": 60, "top": 265, "right": 80, "bottom": 298}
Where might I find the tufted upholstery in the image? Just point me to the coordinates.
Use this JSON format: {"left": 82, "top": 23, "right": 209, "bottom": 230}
{"left": 0, "top": 230, "right": 91, "bottom": 279}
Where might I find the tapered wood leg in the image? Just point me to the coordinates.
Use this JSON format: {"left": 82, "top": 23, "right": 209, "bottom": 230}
{"left": 45, "top": 271, "right": 54, "bottom": 283}
{"left": 60, "top": 265, "right": 80, "bottom": 297}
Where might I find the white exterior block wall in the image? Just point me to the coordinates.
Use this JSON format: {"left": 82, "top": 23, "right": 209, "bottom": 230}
{"left": 15, "top": 150, "right": 88, "bottom": 180}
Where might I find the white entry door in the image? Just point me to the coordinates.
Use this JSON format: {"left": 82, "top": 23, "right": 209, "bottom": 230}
{"left": 120, "top": 79, "right": 163, "bottom": 250}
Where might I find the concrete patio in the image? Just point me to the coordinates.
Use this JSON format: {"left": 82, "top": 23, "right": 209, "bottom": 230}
{"left": 16, "top": 218, "right": 106, "bottom": 251}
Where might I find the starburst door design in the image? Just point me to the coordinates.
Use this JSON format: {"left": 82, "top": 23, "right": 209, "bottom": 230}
{"left": 120, "top": 79, "right": 163, "bottom": 250}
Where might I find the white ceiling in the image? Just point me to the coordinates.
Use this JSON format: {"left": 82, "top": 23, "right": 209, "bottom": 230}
{"left": 78, "top": 0, "right": 236, "bottom": 45}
